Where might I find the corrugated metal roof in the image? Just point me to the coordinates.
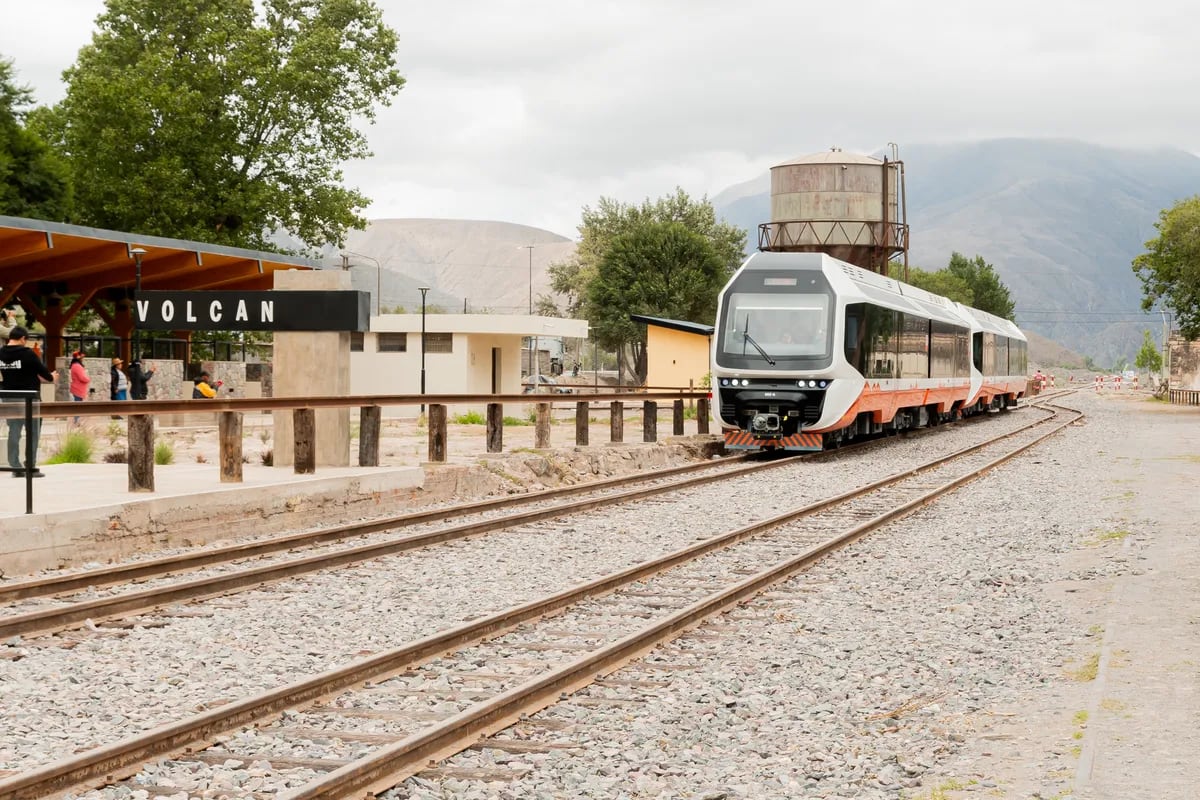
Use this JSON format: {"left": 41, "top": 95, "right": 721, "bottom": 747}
{"left": 772, "top": 150, "right": 884, "bottom": 168}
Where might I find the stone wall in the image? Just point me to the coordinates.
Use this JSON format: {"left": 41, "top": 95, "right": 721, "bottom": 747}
{"left": 1169, "top": 336, "right": 1200, "bottom": 390}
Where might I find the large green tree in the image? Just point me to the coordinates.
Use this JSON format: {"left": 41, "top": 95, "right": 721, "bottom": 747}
{"left": 548, "top": 188, "right": 745, "bottom": 382}
{"left": 945, "top": 252, "right": 1016, "bottom": 320}
{"left": 1133, "top": 196, "right": 1200, "bottom": 339}
{"left": 31, "top": 0, "right": 403, "bottom": 250}
{"left": 549, "top": 188, "right": 746, "bottom": 317}
{"left": 586, "top": 220, "right": 727, "bottom": 383}
{"left": 0, "top": 57, "right": 73, "bottom": 220}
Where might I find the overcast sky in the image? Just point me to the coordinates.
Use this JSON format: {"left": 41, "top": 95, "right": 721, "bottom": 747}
{"left": 4, "top": 0, "right": 1198, "bottom": 237}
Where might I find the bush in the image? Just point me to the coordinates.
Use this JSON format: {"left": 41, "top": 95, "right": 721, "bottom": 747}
{"left": 453, "top": 410, "right": 486, "bottom": 425}
{"left": 503, "top": 415, "right": 532, "bottom": 426}
{"left": 260, "top": 448, "right": 273, "bottom": 466}
{"left": 103, "top": 449, "right": 127, "bottom": 463}
{"left": 154, "top": 441, "right": 174, "bottom": 465}
{"left": 45, "top": 430, "right": 95, "bottom": 464}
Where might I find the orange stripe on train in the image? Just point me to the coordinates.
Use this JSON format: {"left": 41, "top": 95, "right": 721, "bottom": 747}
{"left": 723, "top": 430, "right": 824, "bottom": 450}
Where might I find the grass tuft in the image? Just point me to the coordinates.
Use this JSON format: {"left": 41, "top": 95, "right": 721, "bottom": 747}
{"left": 1067, "top": 652, "right": 1101, "bottom": 682}
{"left": 45, "top": 430, "right": 95, "bottom": 464}
{"left": 153, "top": 441, "right": 175, "bottom": 465}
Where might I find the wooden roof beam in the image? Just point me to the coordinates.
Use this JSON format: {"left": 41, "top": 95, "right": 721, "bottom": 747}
{"left": 0, "top": 241, "right": 133, "bottom": 286}
{"left": 0, "top": 229, "right": 53, "bottom": 264}
{"left": 142, "top": 258, "right": 261, "bottom": 290}
{"left": 70, "top": 251, "right": 203, "bottom": 295}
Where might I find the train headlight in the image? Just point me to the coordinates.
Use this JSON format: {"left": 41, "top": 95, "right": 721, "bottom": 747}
{"left": 819, "top": 380, "right": 828, "bottom": 388}
{"left": 808, "top": 380, "right": 817, "bottom": 388}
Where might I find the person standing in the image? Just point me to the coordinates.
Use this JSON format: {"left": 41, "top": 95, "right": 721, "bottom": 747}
{"left": 0, "top": 325, "right": 58, "bottom": 478}
{"left": 192, "top": 371, "right": 222, "bottom": 399}
{"left": 69, "top": 351, "right": 90, "bottom": 402}
{"left": 128, "top": 358, "right": 155, "bottom": 400}
{"left": 69, "top": 351, "right": 90, "bottom": 424}
{"left": 110, "top": 357, "right": 129, "bottom": 401}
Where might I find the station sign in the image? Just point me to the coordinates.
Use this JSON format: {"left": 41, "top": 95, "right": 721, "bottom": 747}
{"left": 133, "top": 290, "right": 369, "bottom": 332}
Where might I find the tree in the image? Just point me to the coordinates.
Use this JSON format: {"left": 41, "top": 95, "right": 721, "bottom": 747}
{"left": 0, "top": 57, "right": 72, "bottom": 220}
{"left": 31, "top": 0, "right": 403, "bottom": 251}
{"left": 549, "top": 188, "right": 746, "bottom": 318}
{"left": 890, "top": 263, "right": 973, "bottom": 305}
{"left": 946, "top": 252, "right": 1016, "bottom": 320}
{"left": 1134, "top": 329, "right": 1163, "bottom": 374}
{"left": 586, "top": 220, "right": 727, "bottom": 383}
{"left": 1133, "top": 196, "right": 1200, "bottom": 339}
{"left": 548, "top": 188, "right": 745, "bottom": 383}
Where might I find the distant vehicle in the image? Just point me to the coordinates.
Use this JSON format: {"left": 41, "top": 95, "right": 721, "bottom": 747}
{"left": 1122, "top": 369, "right": 1137, "bottom": 381}
{"left": 522, "top": 374, "right": 573, "bottom": 394}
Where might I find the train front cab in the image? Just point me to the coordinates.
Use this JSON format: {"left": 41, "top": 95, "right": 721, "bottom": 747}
{"left": 712, "top": 259, "right": 836, "bottom": 452}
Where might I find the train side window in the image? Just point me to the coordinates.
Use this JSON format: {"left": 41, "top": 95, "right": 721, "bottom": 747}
{"left": 972, "top": 332, "right": 983, "bottom": 372}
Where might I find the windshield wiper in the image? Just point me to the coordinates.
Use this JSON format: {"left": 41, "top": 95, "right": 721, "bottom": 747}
{"left": 740, "top": 330, "right": 776, "bottom": 365}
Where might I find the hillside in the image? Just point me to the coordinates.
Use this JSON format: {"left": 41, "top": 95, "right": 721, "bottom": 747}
{"left": 328, "top": 219, "right": 576, "bottom": 314}
{"left": 712, "top": 139, "right": 1200, "bottom": 364}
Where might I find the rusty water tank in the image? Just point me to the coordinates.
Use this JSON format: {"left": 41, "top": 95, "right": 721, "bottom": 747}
{"left": 758, "top": 148, "right": 908, "bottom": 274}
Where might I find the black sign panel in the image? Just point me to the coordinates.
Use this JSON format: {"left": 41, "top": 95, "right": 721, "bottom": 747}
{"left": 133, "top": 291, "right": 370, "bottom": 332}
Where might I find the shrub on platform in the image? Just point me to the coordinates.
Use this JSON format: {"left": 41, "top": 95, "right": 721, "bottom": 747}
{"left": 103, "top": 449, "right": 127, "bottom": 464}
{"left": 154, "top": 441, "right": 174, "bottom": 465}
{"left": 45, "top": 430, "right": 95, "bottom": 464}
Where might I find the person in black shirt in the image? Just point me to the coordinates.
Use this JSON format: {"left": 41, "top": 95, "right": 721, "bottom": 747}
{"left": 0, "top": 326, "right": 58, "bottom": 477}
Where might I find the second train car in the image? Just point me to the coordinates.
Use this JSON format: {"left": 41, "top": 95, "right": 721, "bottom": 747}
{"left": 711, "top": 251, "right": 1027, "bottom": 451}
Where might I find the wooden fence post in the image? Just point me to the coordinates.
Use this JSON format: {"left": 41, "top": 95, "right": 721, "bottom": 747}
{"left": 219, "top": 411, "right": 243, "bottom": 482}
{"left": 672, "top": 399, "right": 684, "bottom": 436}
{"left": 575, "top": 401, "right": 589, "bottom": 446}
{"left": 610, "top": 400, "right": 623, "bottom": 443}
{"left": 535, "top": 402, "right": 551, "bottom": 448}
{"left": 427, "top": 403, "right": 447, "bottom": 463}
{"left": 294, "top": 407, "right": 315, "bottom": 474}
{"left": 486, "top": 402, "right": 503, "bottom": 453}
{"left": 127, "top": 414, "right": 154, "bottom": 492}
{"left": 643, "top": 400, "right": 657, "bottom": 442}
{"left": 697, "top": 397, "right": 710, "bottom": 434}
{"left": 358, "top": 405, "right": 381, "bottom": 467}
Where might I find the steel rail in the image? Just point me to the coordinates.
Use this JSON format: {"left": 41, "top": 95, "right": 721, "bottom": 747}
{"left": 0, "top": 454, "right": 758, "bottom": 604}
{"left": 0, "top": 403, "right": 1078, "bottom": 800}
{"left": 285, "top": 402, "right": 1083, "bottom": 799}
{"left": 0, "top": 454, "right": 812, "bottom": 638}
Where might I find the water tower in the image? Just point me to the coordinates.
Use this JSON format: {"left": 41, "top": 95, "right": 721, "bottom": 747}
{"left": 757, "top": 144, "right": 909, "bottom": 279}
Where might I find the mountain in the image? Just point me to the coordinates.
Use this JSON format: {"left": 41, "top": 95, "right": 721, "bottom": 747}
{"left": 712, "top": 139, "right": 1200, "bottom": 365}
{"left": 324, "top": 219, "right": 576, "bottom": 315}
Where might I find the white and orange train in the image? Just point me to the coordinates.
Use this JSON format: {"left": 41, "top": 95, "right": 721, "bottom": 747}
{"left": 711, "top": 251, "right": 1028, "bottom": 452}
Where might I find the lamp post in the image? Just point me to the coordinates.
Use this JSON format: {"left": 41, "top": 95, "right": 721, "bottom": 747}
{"left": 340, "top": 251, "right": 384, "bottom": 316}
{"left": 130, "top": 247, "right": 147, "bottom": 360}
{"left": 419, "top": 286, "right": 430, "bottom": 413}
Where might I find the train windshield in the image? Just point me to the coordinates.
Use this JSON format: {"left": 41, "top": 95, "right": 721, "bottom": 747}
{"left": 720, "top": 292, "right": 832, "bottom": 360}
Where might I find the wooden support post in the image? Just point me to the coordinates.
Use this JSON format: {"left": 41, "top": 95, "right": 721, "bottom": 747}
{"left": 697, "top": 397, "right": 710, "bottom": 434}
{"left": 575, "top": 401, "right": 589, "bottom": 446}
{"left": 219, "top": 411, "right": 243, "bottom": 482}
{"left": 293, "top": 408, "right": 315, "bottom": 474}
{"left": 643, "top": 400, "right": 657, "bottom": 442}
{"left": 610, "top": 400, "right": 623, "bottom": 443}
{"left": 127, "top": 414, "right": 154, "bottom": 492}
{"left": 484, "top": 402, "right": 504, "bottom": 453}
{"left": 535, "top": 402, "right": 551, "bottom": 448}
{"left": 359, "top": 405, "right": 381, "bottom": 467}
{"left": 427, "top": 403, "right": 447, "bottom": 463}
{"left": 672, "top": 399, "right": 685, "bottom": 436}
{"left": 486, "top": 402, "right": 503, "bottom": 453}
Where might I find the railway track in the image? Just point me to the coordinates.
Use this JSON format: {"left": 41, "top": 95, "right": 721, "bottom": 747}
{"left": 0, "top": 400, "right": 1082, "bottom": 800}
{"left": 0, "top": 400, "right": 1042, "bottom": 639}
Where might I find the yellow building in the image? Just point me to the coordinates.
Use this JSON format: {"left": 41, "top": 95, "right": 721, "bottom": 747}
{"left": 631, "top": 314, "right": 714, "bottom": 389}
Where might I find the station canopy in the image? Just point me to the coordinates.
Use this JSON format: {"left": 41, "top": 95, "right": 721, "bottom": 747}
{"left": 0, "top": 215, "right": 321, "bottom": 361}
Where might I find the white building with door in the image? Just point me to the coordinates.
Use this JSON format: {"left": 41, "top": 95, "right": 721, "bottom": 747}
{"left": 349, "top": 313, "right": 588, "bottom": 414}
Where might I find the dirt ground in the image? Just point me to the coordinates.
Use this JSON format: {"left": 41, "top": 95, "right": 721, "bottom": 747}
{"left": 930, "top": 390, "right": 1200, "bottom": 800}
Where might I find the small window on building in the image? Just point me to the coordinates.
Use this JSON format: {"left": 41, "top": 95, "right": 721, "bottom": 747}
{"left": 350, "top": 332, "right": 364, "bottom": 352}
{"left": 425, "top": 332, "right": 453, "bottom": 353}
{"left": 377, "top": 332, "right": 408, "bottom": 352}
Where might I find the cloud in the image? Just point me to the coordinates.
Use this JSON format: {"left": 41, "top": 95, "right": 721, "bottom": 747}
{"left": 4, "top": 0, "right": 1199, "bottom": 238}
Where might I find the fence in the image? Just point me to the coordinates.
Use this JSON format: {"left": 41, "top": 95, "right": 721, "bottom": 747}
{"left": 7, "top": 390, "right": 712, "bottom": 511}
{"left": 1168, "top": 388, "right": 1200, "bottom": 405}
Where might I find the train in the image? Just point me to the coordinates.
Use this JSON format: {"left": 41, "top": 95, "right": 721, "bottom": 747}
{"left": 711, "top": 251, "right": 1028, "bottom": 451}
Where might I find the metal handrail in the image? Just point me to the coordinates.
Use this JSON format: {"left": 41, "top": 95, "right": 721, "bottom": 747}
{"left": 0, "top": 389, "right": 40, "bottom": 514}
